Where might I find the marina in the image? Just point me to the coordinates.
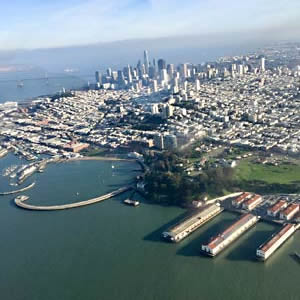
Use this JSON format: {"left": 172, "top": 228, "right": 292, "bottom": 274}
{"left": 18, "top": 165, "right": 37, "bottom": 184}
{"left": 0, "top": 152, "right": 299, "bottom": 300}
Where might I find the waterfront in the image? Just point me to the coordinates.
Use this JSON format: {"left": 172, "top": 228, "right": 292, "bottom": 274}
{"left": 0, "top": 155, "right": 300, "bottom": 300}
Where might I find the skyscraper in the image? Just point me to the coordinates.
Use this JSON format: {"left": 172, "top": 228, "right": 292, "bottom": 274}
{"left": 144, "top": 50, "right": 150, "bottom": 74}
{"left": 260, "top": 57, "right": 265, "bottom": 72}
{"left": 152, "top": 80, "right": 158, "bottom": 93}
{"left": 167, "top": 64, "right": 174, "bottom": 79}
{"left": 160, "top": 69, "right": 168, "bottom": 82}
{"left": 95, "top": 71, "right": 101, "bottom": 84}
{"left": 195, "top": 79, "right": 200, "bottom": 91}
{"left": 158, "top": 59, "right": 166, "bottom": 72}
{"left": 180, "top": 63, "right": 188, "bottom": 78}
{"left": 107, "top": 68, "right": 112, "bottom": 77}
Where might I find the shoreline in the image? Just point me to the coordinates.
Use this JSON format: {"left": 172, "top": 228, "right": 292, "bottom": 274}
{"left": 69, "top": 156, "right": 134, "bottom": 162}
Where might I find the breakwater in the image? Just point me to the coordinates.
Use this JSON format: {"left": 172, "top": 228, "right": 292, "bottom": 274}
{"left": 15, "top": 186, "right": 131, "bottom": 211}
{"left": 0, "top": 182, "right": 36, "bottom": 196}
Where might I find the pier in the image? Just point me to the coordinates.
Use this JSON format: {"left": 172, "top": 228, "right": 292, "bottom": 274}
{"left": 14, "top": 186, "right": 131, "bottom": 211}
{"left": 0, "top": 182, "right": 36, "bottom": 196}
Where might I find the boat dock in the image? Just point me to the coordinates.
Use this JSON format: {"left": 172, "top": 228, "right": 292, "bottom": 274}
{"left": 0, "top": 148, "right": 8, "bottom": 159}
{"left": 14, "top": 186, "right": 131, "bottom": 211}
{"left": 162, "top": 204, "right": 224, "bottom": 242}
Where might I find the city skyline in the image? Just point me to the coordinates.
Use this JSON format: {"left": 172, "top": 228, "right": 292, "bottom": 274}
{"left": 1, "top": 0, "right": 300, "bottom": 50}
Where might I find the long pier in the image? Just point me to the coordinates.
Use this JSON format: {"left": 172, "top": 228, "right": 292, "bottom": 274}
{"left": 14, "top": 186, "right": 131, "bottom": 211}
{"left": 0, "top": 182, "right": 36, "bottom": 196}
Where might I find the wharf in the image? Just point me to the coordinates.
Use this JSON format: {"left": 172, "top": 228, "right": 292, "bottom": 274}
{"left": 0, "top": 149, "right": 8, "bottom": 159}
{"left": 256, "top": 223, "right": 297, "bottom": 261}
{"left": 201, "top": 214, "right": 260, "bottom": 257}
{"left": 14, "top": 186, "right": 131, "bottom": 211}
{"left": 163, "top": 204, "right": 224, "bottom": 242}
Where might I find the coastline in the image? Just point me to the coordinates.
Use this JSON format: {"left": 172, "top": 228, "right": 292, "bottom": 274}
{"left": 69, "top": 156, "right": 134, "bottom": 162}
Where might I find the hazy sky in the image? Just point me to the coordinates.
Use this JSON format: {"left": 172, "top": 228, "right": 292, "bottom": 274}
{"left": 1, "top": 0, "right": 300, "bottom": 50}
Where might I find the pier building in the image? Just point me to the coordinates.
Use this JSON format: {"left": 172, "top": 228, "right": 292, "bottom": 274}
{"left": 242, "top": 194, "right": 262, "bottom": 211}
{"left": 267, "top": 200, "right": 288, "bottom": 217}
{"left": 162, "top": 204, "right": 223, "bottom": 242}
{"left": 256, "top": 223, "right": 296, "bottom": 261}
{"left": 201, "top": 213, "right": 259, "bottom": 257}
{"left": 279, "top": 203, "right": 299, "bottom": 221}
{"left": 232, "top": 192, "right": 251, "bottom": 208}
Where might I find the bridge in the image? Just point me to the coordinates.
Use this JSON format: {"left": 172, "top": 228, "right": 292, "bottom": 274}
{"left": 15, "top": 186, "right": 132, "bottom": 211}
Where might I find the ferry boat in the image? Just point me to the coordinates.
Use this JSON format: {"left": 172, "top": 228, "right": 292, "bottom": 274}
{"left": 124, "top": 199, "right": 140, "bottom": 207}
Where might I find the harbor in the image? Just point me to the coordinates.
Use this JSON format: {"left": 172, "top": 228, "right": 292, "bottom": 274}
{"left": 0, "top": 152, "right": 299, "bottom": 300}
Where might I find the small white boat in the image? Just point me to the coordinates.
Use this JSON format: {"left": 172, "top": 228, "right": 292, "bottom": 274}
{"left": 124, "top": 199, "right": 140, "bottom": 207}
{"left": 15, "top": 195, "right": 29, "bottom": 201}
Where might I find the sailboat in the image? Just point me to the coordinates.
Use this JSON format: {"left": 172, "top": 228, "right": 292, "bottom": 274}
{"left": 17, "top": 81, "right": 24, "bottom": 88}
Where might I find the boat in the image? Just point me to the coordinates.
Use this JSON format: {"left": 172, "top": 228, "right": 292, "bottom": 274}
{"left": 112, "top": 165, "right": 115, "bottom": 169}
{"left": 38, "top": 164, "right": 46, "bottom": 173}
{"left": 15, "top": 195, "right": 29, "bottom": 201}
{"left": 124, "top": 199, "right": 140, "bottom": 207}
{"left": 10, "top": 172, "right": 16, "bottom": 179}
{"left": 3, "top": 165, "right": 18, "bottom": 177}
{"left": 17, "top": 81, "right": 24, "bottom": 88}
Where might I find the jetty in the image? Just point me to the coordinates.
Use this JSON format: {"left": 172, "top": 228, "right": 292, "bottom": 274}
{"left": 0, "top": 182, "right": 36, "bottom": 196}
{"left": 15, "top": 186, "right": 131, "bottom": 211}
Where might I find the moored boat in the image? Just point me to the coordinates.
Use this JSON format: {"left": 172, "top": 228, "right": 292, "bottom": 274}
{"left": 124, "top": 199, "right": 140, "bottom": 206}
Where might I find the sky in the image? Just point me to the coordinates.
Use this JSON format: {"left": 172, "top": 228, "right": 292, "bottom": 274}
{"left": 1, "top": 0, "right": 300, "bottom": 50}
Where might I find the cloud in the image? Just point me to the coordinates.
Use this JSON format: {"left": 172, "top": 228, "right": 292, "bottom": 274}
{"left": 0, "top": 0, "right": 300, "bottom": 50}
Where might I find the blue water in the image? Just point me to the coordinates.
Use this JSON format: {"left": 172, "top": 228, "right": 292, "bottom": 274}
{"left": 0, "top": 70, "right": 91, "bottom": 103}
